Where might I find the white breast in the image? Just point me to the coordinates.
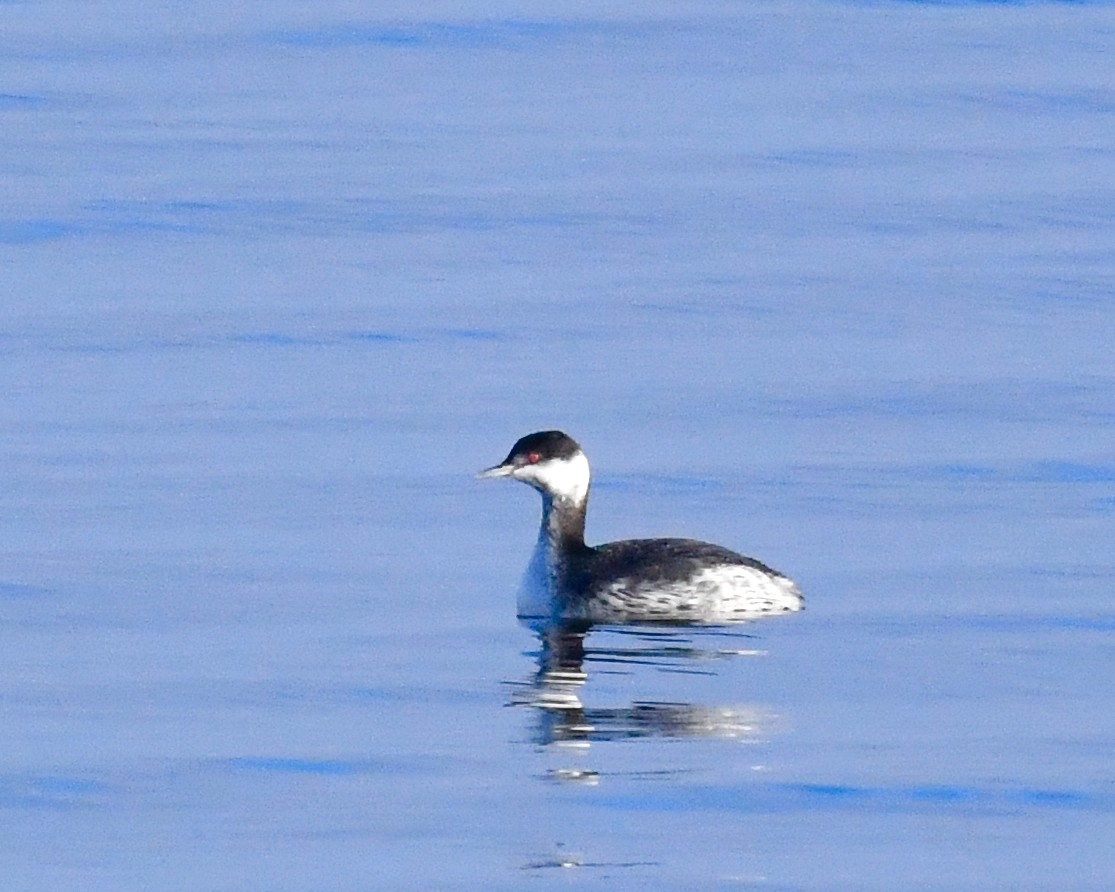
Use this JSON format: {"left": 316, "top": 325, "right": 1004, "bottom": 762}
{"left": 517, "top": 531, "right": 556, "bottom": 619}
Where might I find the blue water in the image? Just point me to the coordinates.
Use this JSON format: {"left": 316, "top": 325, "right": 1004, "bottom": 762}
{"left": 3, "top": 2, "right": 1113, "bottom": 889}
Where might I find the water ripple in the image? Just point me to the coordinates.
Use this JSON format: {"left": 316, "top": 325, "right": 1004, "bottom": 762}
{"left": 598, "top": 780, "right": 1115, "bottom": 815}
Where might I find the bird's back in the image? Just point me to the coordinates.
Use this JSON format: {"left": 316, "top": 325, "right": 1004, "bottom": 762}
{"left": 561, "top": 537, "right": 803, "bottom": 624}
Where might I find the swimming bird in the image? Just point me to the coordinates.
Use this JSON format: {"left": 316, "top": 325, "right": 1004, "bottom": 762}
{"left": 478, "top": 430, "right": 804, "bottom": 624}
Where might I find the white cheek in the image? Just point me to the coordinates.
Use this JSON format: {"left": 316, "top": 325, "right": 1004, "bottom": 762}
{"left": 517, "top": 453, "right": 590, "bottom": 503}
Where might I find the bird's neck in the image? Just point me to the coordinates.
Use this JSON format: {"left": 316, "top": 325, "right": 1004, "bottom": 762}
{"left": 540, "top": 491, "right": 587, "bottom": 553}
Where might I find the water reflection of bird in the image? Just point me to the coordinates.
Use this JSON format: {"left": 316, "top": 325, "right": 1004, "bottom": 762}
{"left": 508, "top": 623, "right": 776, "bottom": 751}
{"left": 479, "top": 431, "right": 803, "bottom": 624}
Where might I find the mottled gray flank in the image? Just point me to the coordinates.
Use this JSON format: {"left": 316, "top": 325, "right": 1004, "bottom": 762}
{"left": 557, "top": 539, "right": 804, "bottom": 623}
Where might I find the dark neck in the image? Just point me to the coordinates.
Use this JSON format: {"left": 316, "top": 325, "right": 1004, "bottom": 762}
{"left": 540, "top": 492, "right": 587, "bottom": 552}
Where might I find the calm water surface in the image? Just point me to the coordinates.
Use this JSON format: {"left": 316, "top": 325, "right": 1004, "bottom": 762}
{"left": 2, "top": 2, "right": 1113, "bottom": 889}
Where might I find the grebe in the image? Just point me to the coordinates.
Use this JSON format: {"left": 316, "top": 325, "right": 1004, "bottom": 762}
{"left": 478, "top": 430, "right": 804, "bottom": 624}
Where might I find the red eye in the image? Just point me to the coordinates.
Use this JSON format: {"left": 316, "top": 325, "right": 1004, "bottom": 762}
{"left": 526, "top": 452, "right": 541, "bottom": 464}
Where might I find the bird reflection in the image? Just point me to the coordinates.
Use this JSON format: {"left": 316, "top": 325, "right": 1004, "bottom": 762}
{"left": 508, "top": 622, "right": 777, "bottom": 751}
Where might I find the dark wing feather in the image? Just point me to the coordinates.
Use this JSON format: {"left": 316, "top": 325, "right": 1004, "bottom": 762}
{"left": 575, "top": 538, "right": 786, "bottom": 589}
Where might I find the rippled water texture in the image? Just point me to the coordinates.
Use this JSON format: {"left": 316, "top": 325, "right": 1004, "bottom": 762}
{"left": 2, "top": 2, "right": 1114, "bottom": 889}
